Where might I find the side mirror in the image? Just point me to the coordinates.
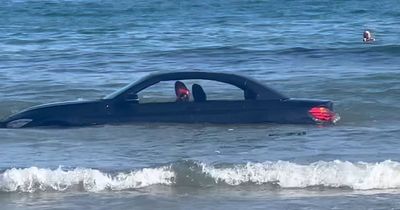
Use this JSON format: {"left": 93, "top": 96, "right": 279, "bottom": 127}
{"left": 124, "top": 92, "right": 139, "bottom": 103}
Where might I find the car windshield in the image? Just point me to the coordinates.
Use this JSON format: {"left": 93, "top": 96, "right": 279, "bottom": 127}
{"left": 103, "top": 81, "right": 138, "bottom": 100}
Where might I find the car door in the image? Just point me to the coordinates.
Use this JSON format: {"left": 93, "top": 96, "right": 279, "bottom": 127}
{"left": 189, "top": 100, "right": 261, "bottom": 123}
{"left": 191, "top": 100, "right": 271, "bottom": 123}
{"left": 111, "top": 100, "right": 194, "bottom": 123}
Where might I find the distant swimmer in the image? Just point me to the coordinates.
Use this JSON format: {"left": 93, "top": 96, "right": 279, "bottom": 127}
{"left": 363, "top": 30, "right": 375, "bottom": 43}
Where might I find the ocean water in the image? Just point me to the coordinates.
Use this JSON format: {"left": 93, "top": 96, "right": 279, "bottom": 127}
{"left": 1, "top": 0, "right": 400, "bottom": 209}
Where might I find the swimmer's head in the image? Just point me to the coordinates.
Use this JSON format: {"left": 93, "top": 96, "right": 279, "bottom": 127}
{"left": 363, "top": 30, "right": 371, "bottom": 39}
{"left": 363, "top": 30, "right": 375, "bottom": 42}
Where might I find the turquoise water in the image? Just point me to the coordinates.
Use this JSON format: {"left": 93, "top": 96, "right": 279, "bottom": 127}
{"left": 1, "top": 0, "right": 400, "bottom": 209}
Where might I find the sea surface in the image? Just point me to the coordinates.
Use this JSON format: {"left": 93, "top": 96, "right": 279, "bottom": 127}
{"left": 1, "top": 0, "right": 400, "bottom": 209}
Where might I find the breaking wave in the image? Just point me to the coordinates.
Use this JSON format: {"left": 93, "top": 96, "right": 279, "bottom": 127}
{"left": 2, "top": 160, "right": 400, "bottom": 193}
{"left": 0, "top": 166, "right": 174, "bottom": 192}
{"left": 201, "top": 160, "right": 400, "bottom": 189}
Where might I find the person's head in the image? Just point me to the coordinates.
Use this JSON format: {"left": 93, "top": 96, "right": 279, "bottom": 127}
{"left": 363, "top": 30, "right": 371, "bottom": 40}
{"left": 177, "top": 88, "right": 190, "bottom": 101}
{"left": 175, "top": 81, "right": 190, "bottom": 102}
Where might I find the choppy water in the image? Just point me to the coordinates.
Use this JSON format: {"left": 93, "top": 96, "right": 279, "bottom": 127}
{"left": 1, "top": 0, "right": 400, "bottom": 209}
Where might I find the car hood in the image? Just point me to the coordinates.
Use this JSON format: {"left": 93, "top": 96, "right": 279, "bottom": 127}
{"left": 1, "top": 99, "right": 108, "bottom": 124}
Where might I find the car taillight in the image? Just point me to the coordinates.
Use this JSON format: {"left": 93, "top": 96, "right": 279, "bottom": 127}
{"left": 309, "top": 107, "right": 339, "bottom": 123}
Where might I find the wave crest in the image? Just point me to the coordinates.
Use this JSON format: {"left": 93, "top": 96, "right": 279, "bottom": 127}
{"left": 202, "top": 160, "right": 400, "bottom": 189}
{"left": 2, "top": 160, "right": 400, "bottom": 193}
{"left": 0, "top": 166, "right": 174, "bottom": 192}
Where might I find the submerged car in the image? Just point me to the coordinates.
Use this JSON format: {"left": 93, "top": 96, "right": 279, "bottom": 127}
{"left": 0, "top": 71, "right": 339, "bottom": 128}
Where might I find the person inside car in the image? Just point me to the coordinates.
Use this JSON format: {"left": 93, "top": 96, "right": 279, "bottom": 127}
{"left": 175, "top": 81, "right": 190, "bottom": 102}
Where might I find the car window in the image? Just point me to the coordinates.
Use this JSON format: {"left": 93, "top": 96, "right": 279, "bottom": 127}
{"left": 137, "top": 81, "right": 176, "bottom": 103}
{"left": 137, "top": 80, "right": 244, "bottom": 104}
{"left": 184, "top": 80, "right": 243, "bottom": 101}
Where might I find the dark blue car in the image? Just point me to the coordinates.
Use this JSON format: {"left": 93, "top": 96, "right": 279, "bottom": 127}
{"left": 0, "top": 71, "right": 339, "bottom": 128}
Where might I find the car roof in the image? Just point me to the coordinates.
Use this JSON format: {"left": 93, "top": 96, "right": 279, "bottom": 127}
{"left": 105, "top": 71, "right": 288, "bottom": 101}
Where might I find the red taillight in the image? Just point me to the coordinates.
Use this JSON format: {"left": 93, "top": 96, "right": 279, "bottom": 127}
{"left": 309, "top": 107, "right": 339, "bottom": 123}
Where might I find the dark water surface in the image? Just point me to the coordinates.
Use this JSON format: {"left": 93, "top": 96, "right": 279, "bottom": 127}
{"left": 1, "top": 0, "right": 400, "bottom": 209}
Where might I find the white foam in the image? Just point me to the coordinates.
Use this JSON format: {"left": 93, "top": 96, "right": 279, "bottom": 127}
{"left": 0, "top": 166, "right": 175, "bottom": 192}
{"left": 201, "top": 160, "right": 400, "bottom": 190}
{"left": 3, "top": 160, "right": 400, "bottom": 192}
